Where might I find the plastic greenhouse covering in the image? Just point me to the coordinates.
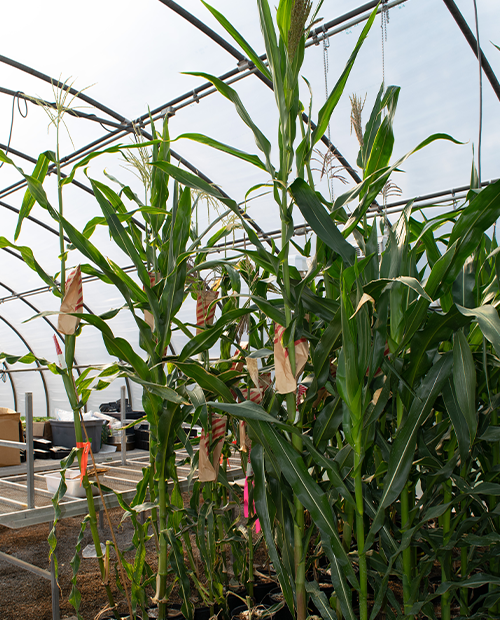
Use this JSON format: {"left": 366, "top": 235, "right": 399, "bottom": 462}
{"left": 0, "top": 0, "right": 498, "bottom": 417}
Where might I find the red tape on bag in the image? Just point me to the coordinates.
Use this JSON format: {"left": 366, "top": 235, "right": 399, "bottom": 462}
{"left": 76, "top": 442, "right": 91, "bottom": 485}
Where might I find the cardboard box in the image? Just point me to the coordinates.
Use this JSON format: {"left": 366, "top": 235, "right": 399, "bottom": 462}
{"left": 0, "top": 407, "right": 22, "bottom": 467}
{"left": 33, "top": 420, "right": 53, "bottom": 441}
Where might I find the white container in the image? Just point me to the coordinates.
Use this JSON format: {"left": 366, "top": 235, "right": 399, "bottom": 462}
{"left": 45, "top": 469, "right": 98, "bottom": 498}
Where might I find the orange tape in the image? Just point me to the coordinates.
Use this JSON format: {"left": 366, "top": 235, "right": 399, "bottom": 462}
{"left": 76, "top": 441, "right": 91, "bottom": 485}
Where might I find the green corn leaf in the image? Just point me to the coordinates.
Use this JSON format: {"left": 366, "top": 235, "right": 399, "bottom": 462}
{"left": 457, "top": 304, "right": 500, "bottom": 357}
{"left": 405, "top": 305, "right": 470, "bottom": 387}
{"left": 150, "top": 113, "right": 171, "bottom": 214}
{"left": 183, "top": 71, "right": 273, "bottom": 174}
{"left": 363, "top": 86, "right": 400, "bottom": 181}
{"left": 15, "top": 151, "right": 54, "bottom": 240}
{"left": 0, "top": 237, "right": 58, "bottom": 291}
{"left": 256, "top": 0, "right": 285, "bottom": 114}
{"left": 90, "top": 179, "right": 150, "bottom": 285}
{"left": 313, "top": 396, "right": 342, "bottom": 450}
{"left": 175, "top": 132, "right": 267, "bottom": 171}
{"left": 302, "top": 435, "right": 355, "bottom": 507}
{"left": 442, "top": 378, "right": 471, "bottom": 460}
{"left": 77, "top": 313, "right": 152, "bottom": 381}
{"left": 173, "top": 361, "right": 234, "bottom": 402}
{"left": 312, "top": 313, "right": 342, "bottom": 387}
{"left": 290, "top": 178, "right": 355, "bottom": 266}
{"left": 366, "top": 352, "right": 453, "bottom": 549}
{"left": 452, "top": 255, "right": 475, "bottom": 308}
{"left": 342, "top": 134, "right": 462, "bottom": 238}
{"left": 359, "top": 84, "right": 383, "bottom": 170}
{"left": 251, "top": 420, "right": 358, "bottom": 620}
{"left": 206, "top": 399, "right": 295, "bottom": 433}
{"left": 251, "top": 444, "right": 295, "bottom": 613}
{"left": 301, "top": 287, "right": 339, "bottom": 323}
{"left": 59, "top": 213, "right": 147, "bottom": 308}
{"left": 305, "top": 581, "right": 337, "bottom": 620}
{"left": 276, "top": 0, "right": 293, "bottom": 47}
{"left": 250, "top": 295, "right": 287, "bottom": 325}
{"left": 165, "top": 528, "right": 194, "bottom": 620}
{"left": 309, "top": 5, "right": 378, "bottom": 152}
{"left": 201, "top": 1, "right": 271, "bottom": 80}
{"left": 453, "top": 330, "right": 477, "bottom": 441}
{"left": 151, "top": 161, "right": 279, "bottom": 275}
{"left": 179, "top": 307, "right": 250, "bottom": 361}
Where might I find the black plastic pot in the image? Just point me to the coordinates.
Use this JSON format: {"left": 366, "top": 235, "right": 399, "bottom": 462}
{"left": 252, "top": 579, "right": 277, "bottom": 605}
{"left": 227, "top": 587, "right": 247, "bottom": 614}
{"left": 264, "top": 588, "right": 293, "bottom": 620}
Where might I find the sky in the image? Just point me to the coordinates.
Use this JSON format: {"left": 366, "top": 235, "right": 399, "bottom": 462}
{"left": 0, "top": 0, "right": 498, "bottom": 416}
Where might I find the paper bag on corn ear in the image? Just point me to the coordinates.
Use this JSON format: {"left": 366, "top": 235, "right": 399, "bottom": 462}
{"left": 248, "top": 372, "right": 272, "bottom": 404}
{"left": 230, "top": 342, "right": 248, "bottom": 373}
{"left": 196, "top": 290, "right": 218, "bottom": 335}
{"left": 199, "top": 414, "right": 227, "bottom": 482}
{"left": 58, "top": 266, "right": 83, "bottom": 335}
{"left": 274, "top": 323, "right": 309, "bottom": 394}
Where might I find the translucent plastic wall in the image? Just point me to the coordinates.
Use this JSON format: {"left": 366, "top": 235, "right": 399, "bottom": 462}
{"left": 0, "top": 0, "right": 498, "bottom": 416}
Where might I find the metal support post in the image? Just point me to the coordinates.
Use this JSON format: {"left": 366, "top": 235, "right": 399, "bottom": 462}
{"left": 25, "top": 392, "right": 35, "bottom": 510}
{"left": 50, "top": 522, "right": 60, "bottom": 620}
{"left": 120, "top": 386, "right": 127, "bottom": 466}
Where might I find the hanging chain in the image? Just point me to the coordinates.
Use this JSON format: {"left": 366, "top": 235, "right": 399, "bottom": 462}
{"left": 381, "top": 0, "right": 389, "bottom": 90}
{"left": 381, "top": 0, "right": 390, "bottom": 246}
{"left": 322, "top": 30, "right": 335, "bottom": 201}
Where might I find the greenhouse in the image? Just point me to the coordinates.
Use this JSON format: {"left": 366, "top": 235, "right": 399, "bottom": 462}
{"left": 0, "top": 0, "right": 499, "bottom": 618}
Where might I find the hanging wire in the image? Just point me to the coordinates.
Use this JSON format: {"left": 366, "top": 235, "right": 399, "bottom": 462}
{"left": 381, "top": 0, "right": 390, "bottom": 248}
{"left": 322, "top": 28, "right": 335, "bottom": 202}
{"left": 472, "top": 0, "right": 482, "bottom": 185}
{"left": 471, "top": 0, "right": 490, "bottom": 238}
{"left": 381, "top": 0, "right": 389, "bottom": 89}
{"left": 0, "top": 91, "right": 28, "bottom": 168}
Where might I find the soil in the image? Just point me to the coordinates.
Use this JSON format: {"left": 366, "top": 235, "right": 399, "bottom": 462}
{"left": 0, "top": 492, "right": 271, "bottom": 620}
{"left": 0, "top": 507, "right": 160, "bottom": 620}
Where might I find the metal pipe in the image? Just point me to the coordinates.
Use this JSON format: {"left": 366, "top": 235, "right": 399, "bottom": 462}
{"left": 306, "top": 0, "right": 407, "bottom": 49}
{"left": 158, "top": 0, "right": 363, "bottom": 184}
{"left": 0, "top": 87, "right": 125, "bottom": 129}
{"left": 157, "top": 0, "right": 246, "bottom": 63}
{"left": 0, "top": 143, "right": 146, "bottom": 233}
{"left": 120, "top": 385, "right": 127, "bottom": 467}
{"left": 371, "top": 177, "right": 499, "bottom": 209}
{"left": 25, "top": 392, "right": 35, "bottom": 510}
{"left": 0, "top": 549, "right": 51, "bottom": 579}
{"left": 0, "top": 439, "right": 26, "bottom": 449}
{"left": 0, "top": 54, "right": 128, "bottom": 123}
{"left": 0, "top": 197, "right": 70, "bottom": 241}
{"left": 442, "top": 0, "right": 500, "bottom": 102}
{"left": 0, "top": 314, "right": 50, "bottom": 416}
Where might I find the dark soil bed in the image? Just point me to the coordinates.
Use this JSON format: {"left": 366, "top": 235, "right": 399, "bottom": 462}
{"left": 0, "top": 507, "right": 160, "bottom": 620}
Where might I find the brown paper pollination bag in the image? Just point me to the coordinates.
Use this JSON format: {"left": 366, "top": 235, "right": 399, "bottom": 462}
{"left": 249, "top": 372, "right": 272, "bottom": 403}
{"left": 58, "top": 266, "right": 83, "bottom": 335}
{"left": 274, "top": 323, "right": 309, "bottom": 394}
{"left": 196, "top": 290, "right": 218, "bottom": 335}
{"left": 199, "top": 415, "right": 227, "bottom": 482}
